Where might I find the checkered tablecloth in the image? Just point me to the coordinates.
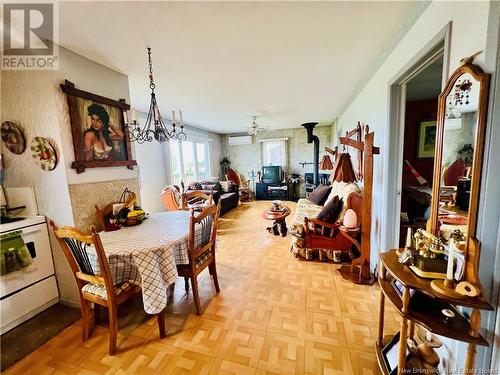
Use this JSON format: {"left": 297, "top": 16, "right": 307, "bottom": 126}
{"left": 88, "top": 211, "right": 199, "bottom": 314}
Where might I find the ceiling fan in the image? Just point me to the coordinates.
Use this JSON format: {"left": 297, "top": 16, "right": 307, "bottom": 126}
{"left": 248, "top": 116, "right": 268, "bottom": 136}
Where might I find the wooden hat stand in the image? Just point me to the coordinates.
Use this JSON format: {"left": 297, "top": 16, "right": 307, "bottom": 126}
{"left": 333, "top": 122, "right": 380, "bottom": 285}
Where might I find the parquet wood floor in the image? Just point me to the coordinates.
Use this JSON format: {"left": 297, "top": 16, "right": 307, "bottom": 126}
{"left": 4, "top": 201, "right": 393, "bottom": 374}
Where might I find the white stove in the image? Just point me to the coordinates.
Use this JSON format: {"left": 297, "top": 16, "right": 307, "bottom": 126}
{"left": 0, "top": 215, "right": 46, "bottom": 232}
{"left": 0, "top": 191, "right": 59, "bottom": 334}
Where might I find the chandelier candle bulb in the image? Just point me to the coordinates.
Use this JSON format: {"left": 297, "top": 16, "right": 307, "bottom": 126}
{"left": 180, "top": 110, "right": 183, "bottom": 125}
{"left": 124, "top": 48, "right": 187, "bottom": 143}
{"left": 154, "top": 106, "right": 160, "bottom": 121}
{"left": 123, "top": 110, "right": 128, "bottom": 125}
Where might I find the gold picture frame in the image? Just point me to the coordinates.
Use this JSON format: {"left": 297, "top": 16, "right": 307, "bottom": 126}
{"left": 417, "top": 120, "right": 437, "bottom": 158}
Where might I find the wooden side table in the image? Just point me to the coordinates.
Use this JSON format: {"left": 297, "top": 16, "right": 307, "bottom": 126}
{"left": 375, "top": 249, "right": 492, "bottom": 375}
{"left": 261, "top": 206, "right": 291, "bottom": 237}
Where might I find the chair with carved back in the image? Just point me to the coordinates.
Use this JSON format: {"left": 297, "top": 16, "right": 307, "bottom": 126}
{"left": 176, "top": 202, "right": 221, "bottom": 315}
{"left": 181, "top": 190, "right": 214, "bottom": 211}
{"left": 50, "top": 221, "right": 166, "bottom": 355}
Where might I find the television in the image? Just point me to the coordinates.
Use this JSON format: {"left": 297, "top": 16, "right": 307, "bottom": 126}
{"left": 262, "top": 165, "right": 282, "bottom": 184}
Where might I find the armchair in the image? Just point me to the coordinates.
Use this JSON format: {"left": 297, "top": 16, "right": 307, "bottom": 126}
{"left": 161, "top": 185, "right": 182, "bottom": 211}
{"left": 226, "top": 168, "right": 251, "bottom": 202}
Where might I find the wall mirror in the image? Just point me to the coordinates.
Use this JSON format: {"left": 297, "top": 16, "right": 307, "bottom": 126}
{"left": 430, "top": 63, "right": 490, "bottom": 288}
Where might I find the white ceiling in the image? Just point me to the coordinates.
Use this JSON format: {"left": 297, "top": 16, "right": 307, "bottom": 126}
{"left": 58, "top": 1, "right": 416, "bottom": 134}
{"left": 406, "top": 56, "right": 444, "bottom": 101}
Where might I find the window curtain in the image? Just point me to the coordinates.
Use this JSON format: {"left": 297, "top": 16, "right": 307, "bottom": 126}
{"left": 262, "top": 140, "right": 287, "bottom": 167}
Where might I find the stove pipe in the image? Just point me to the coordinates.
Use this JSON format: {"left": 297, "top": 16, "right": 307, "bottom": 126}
{"left": 301, "top": 122, "right": 319, "bottom": 186}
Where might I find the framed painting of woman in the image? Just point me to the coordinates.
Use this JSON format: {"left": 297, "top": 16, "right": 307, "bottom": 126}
{"left": 60, "top": 80, "right": 137, "bottom": 173}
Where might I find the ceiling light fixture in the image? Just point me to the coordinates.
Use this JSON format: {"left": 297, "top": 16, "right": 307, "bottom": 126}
{"left": 124, "top": 48, "right": 186, "bottom": 143}
{"left": 248, "top": 116, "right": 259, "bottom": 136}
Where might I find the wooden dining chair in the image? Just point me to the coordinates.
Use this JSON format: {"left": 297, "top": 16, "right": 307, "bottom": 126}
{"left": 50, "top": 221, "right": 166, "bottom": 355}
{"left": 177, "top": 202, "right": 221, "bottom": 314}
{"left": 181, "top": 190, "right": 214, "bottom": 210}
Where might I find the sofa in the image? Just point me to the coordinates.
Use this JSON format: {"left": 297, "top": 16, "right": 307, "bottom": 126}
{"left": 184, "top": 179, "right": 239, "bottom": 216}
{"left": 290, "top": 181, "right": 362, "bottom": 261}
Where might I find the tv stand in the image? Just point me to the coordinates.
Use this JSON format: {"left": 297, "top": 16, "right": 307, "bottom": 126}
{"left": 256, "top": 181, "right": 288, "bottom": 200}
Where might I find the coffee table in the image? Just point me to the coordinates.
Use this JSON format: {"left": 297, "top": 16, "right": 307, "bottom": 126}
{"left": 261, "top": 206, "right": 291, "bottom": 237}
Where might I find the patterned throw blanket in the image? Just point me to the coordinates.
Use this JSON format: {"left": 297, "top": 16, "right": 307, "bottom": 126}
{"left": 290, "top": 223, "right": 342, "bottom": 262}
{"left": 1, "top": 230, "right": 32, "bottom": 275}
{"left": 289, "top": 198, "right": 338, "bottom": 261}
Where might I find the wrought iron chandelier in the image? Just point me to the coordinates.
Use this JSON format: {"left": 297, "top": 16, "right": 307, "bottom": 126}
{"left": 125, "top": 48, "right": 186, "bottom": 143}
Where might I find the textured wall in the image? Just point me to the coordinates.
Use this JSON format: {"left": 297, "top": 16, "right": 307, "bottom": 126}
{"left": 69, "top": 178, "right": 140, "bottom": 230}
{"left": 0, "top": 70, "right": 74, "bottom": 225}
{"left": 54, "top": 47, "right": 139, "bottom": 185}
{"left": 222, "top": 125, "right": 332, "bottom": 193}
{"left": 442, "top": 112, "right": 475, "bottom": 167}
{"left": 0, "top": 46, "right": 140, "bottom": 305}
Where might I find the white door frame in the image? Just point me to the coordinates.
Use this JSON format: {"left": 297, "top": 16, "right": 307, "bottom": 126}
{"left": 383, "top": 23, "right": 451, "bottom": 252}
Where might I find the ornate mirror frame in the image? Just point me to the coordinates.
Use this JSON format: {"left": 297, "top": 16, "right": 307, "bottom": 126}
{"left": 429, "top": 63, "right": 490, "bottom": 293}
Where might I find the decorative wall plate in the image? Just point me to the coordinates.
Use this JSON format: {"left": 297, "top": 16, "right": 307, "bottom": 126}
{"left": 31, "top": 137, "right": 58, "bottom": 171}
{"left": 1, "top": 121, "right": 26, "bottom": 154}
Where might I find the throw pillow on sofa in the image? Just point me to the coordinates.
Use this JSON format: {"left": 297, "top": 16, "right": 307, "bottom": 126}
{"left": 317, "top": 195, "right": 343, "bottom": 224}
{"left": 189, "top": 181, "right": 203, "bottom": 190}
{"left": 307, "top": 185, "right": 332, "bottom": 206}
{"left": 201, "top": 181, "right": 222, "bottom": 193}
{"left": 324, "top": 181, "right": 360, "bottom": 220}
{"left": 199, "top": 177, "right": 219, "bottom": 184}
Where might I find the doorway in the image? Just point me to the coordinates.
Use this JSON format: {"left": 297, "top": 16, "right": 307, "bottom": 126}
{"left": 384, "top": 25, "right": 450, "bottom": 251}
{"left": 398, "top": 55, "right": 444, "bottom": 247}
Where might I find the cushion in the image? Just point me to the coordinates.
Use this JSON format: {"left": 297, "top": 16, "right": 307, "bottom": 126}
{"left": 82, "top": 282, "right": 132, "bottom": 300}
{"left": 291, "top": 198, "right": 324, "bottom": 226}
{"left": 307, "top": 185, "right": 331, "bottom": 206}
{"left": 316, "top": 195, "right": 343, "bottom": 224}
{"left": 202, "top": 181, "right": 222, "bottom": 192}
{"left": 189, "top": 181, "right": 203, "bottom": 190}
{"left": 195, "top": 251, "right": 212, "bottom": 268}
{"left": 199, "top": 177, "right": 219, "bottom": 184}
{"left": 324, "top": 181, "right": 360, "bottom": 220}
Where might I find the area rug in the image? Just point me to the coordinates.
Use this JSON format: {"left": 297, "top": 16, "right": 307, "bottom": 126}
{"left": 0, "top": 303, "right": 80, "bottom": 371}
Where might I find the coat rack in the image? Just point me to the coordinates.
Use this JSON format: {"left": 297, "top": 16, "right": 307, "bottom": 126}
{"left": 336, "top": 122, "right": 380, "bottom": 284}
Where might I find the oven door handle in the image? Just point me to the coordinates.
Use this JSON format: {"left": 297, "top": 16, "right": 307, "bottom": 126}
{"left": 3, "top": 225, "right": 43, "bottom": 237}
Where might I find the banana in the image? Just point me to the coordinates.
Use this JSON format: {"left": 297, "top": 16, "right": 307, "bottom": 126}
{"left": 124, "top": 191, "right": 137, "bottom": 208}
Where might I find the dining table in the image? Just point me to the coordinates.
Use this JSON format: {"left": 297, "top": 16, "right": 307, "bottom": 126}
{"left": 87, "top": 210, "right": 201, "bottom": 314}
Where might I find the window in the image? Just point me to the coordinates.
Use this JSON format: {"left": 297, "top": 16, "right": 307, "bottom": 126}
{"left": 261, "top": 139, "right": 287, "bottom": 167}
{"left": 169, "top": 140, "right": 211, "bottom": 185}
